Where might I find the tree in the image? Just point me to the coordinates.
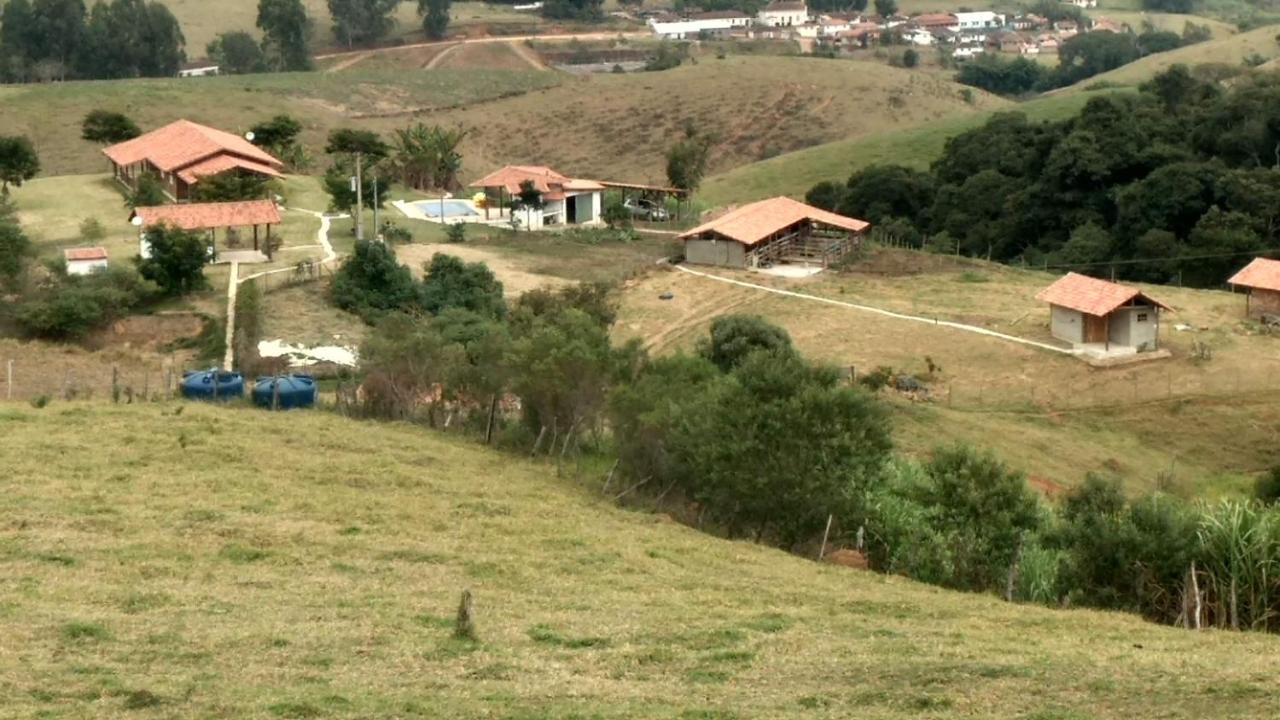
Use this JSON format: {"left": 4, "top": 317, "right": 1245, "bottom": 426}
{"left": 1049, "top": 31, "right": 1140, "bottom": 88}
{"left": 1184, "top": 207, "right": 1265, "bottom": 287}
{"left": 79, "top": 0, "right": 186, "bottom": 79}
{"left": 1256, "top": 467, "right": 1280, "bottom": 505}
{"left": 323, "top": 165, "right": 387, "bottom": 214}
{"left": 419, "top": 0, "right": 450, "bottom": 40}
{"left": 127, "top": 173, "right": 168, "bottom": 208}
{"left": 136, "top": 223, "right": 209, "bottom": 295}
{"left": 207, "top": 31, "right": 266, "bottom": 74}
{"left": 602, "top": 195, "right": 631, "bottom": 229}
{"left": 839, "top": 164, "right": 935, "bottom": 225}
{"left": 0, "top": 217, "right": 32, "bottom": 284}
{"left": 328, "top": 0, "right": 400, "bottom": 47}
{"left": 1136, "top": 30, "right": 1182, "bottom": 56}
{"left": 805, "top": 180, "right": 846, "bottom": 212}
{"left": 666, "top": 125, "right": 714, "bottom": 195}
{"left": 902, "top": 48, "right": 918, "bottom": 68}
{"left": 541, "top": 0, "right": 604, "bottom": 21}
{"left": 81, "top": 110, "right": 140, "bottom": 145}
{"left": 250, "top": 115, "right": 303, "bottom": 153}
{"left": 1052, "top": 222, "right": 1114, "bottom": 267}
{"left": 909, "top": 445, "right": 1041, "bottom": 592}
{"left": 189, "top": 170, "right": 273, "bottom": 202}
{"left": 358, "top": 312, "right": 467, "bottom": 421}
{"left": 512, "top": 179, "right": 543, "bottom": 231}
{"left": 956, "top": 54, "right": 1047, "bottom": 96}
{"left": 0, "top": 1, "right": 38, "bottom": 79}
{"left": 419, "top": 253, "right": 506, "bottom": 320}
{"left": 31, "top": 0, "right": 87, "bottom": 79}
{"left": 670, "top": 350, "right": 892, "bottom": 546}
{"left": 15, "top": 266, "right": 156, "bottom": 339}
{"left": 330, "top": 239, "right": 419, "bottom": 320}
{"left": 697, "top": 314, "right": 795, "bottom": 372}
{"left": 1143, "top": 0, "right": 1192, "bottom": 11}
{"left": 873, "top": 0, "right": 897, "bottom": 17}
{"left": 258, "top": 0, "right": 312, "bottom": 71}
{"left": 326, "top": 128, "right": 390, "bottom": 160}
{"left": 391, "top": 123, "right": 466, "bottom": 190}
{"left": 0, "top": 135, "right": 40, "bottom": 193}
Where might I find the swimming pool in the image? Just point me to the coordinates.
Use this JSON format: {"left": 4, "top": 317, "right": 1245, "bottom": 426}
{"left": 414, "top": 199, "right": 480, "bottom": 219}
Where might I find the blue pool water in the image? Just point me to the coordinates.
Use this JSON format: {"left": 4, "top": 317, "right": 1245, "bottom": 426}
{"left": 415, "top": 200, "right": 480, "bottom": 219}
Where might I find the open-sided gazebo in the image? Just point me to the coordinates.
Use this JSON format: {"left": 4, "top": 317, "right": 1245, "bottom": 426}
{"left": 131, "top": 199, "right": 283, "bottom": 262}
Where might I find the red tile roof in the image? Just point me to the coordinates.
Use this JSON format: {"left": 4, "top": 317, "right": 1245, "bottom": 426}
{"left": 678, "top": 196, "right": 869, "bottom": 247}
{"left": 133, "top": 200, "right": 282, "bottom": 231}
{"left": 470, "top": 165, "right": 604, "bottom": 195}
{"left": 913, "top": 12, "right": 958, "bottom": 25}
{"left": 1036, "top": 272, "right": 1170, "bottom": 316}
{"left": 103, "top": 119, "right": 282, "bottom": 174}
{"left": 1228, "top": 257, "right": 1280, "bottom": 292}
{"left": 64, "top": 247, "right": 108, "bottom": 262}
{"left": 470, "top": 165, "right": 569, "bottom": 194}
{"left": 176, "top": 154, "right": 283, "bottom": 184}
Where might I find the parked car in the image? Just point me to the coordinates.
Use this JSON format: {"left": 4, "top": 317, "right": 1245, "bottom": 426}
{"left": 623, "top": 198, "right": 669, "bottom": 222}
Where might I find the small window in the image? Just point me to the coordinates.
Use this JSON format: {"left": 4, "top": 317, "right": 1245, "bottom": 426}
{"left": 1136, "top": 313, "right": 1148, "bottom": 322}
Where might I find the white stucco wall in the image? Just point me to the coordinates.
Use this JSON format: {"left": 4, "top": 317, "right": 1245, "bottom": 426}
{"left": 1108, "top": 306, "right": 1159, "bottom": 351}
{"left": 67, "top": 258, "right": 109, "bottom": 276}
{"left": 1050, "top": 305, "right": 1083, "bottom": 344}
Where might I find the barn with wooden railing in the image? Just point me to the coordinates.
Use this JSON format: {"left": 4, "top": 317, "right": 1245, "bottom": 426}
{"left": 678, "top": 196, "right": 868, "bottom": 269}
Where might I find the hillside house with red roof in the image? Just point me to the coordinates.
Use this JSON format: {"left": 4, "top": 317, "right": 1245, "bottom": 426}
{"left": 104, "top": 119, "right": 284, "bottom": 202}
{"left": 678, "top": 196, "right": 868, "bottom": 269}
{"left": 132, "top": 199, "right": 283, "bottom": 261}
{"left": 1036, "top": 273, "right": 1169, "bottom": 352}
{"left": 64, "top": 247, "right": 109, "bottom": 276}
{"left": 1228, "top": 257, "right": 1280, "bottom": 320}
{"left": 469, "top": 165, "right": 605, "bottom": 231}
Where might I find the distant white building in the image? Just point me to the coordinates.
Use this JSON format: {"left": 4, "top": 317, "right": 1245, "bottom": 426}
{"left": 177, "top": 62, "right": 220, "bottom": 78}
{"left": 953, "top": 44, "right": 985, "bottom": 59}
{"left": 953, "top": 11, "right": 1004, "bottom": 30}
{"left": 648, "top": 10, "right": 752, "bottom": 38}
{"left": 757, "top": 0, "right": 809, "bottom": 27}
{"left": 1063, "top": 0, "right": 1097, "bottom": 7}
{"left": 903, "top": 27, "right": 937, "bottom": 46}
{"left": 64, "top": 247, "right": 109, "bottom": 275}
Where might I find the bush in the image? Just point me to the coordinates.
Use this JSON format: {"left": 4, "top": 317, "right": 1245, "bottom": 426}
{"left": 136, "top": 224, "right": 210, "bottom": 295}
{"left": 1256, "top": 467, "right": 1280, "bottom": 505}
{"left": 602, "top": 196, "right": 632, "bottom": 230}
{"left": 330, "top": 240, "right": 420, "bottom": 322}
{"left": 902, "top": 49, "right": 919, "bottom": 68}
{"left": 858, "top": 365, "right": 895, "bottom": 392}
{"left": 0, "top": 216, "right": 32, "bottom": 283}
{"left": 445, "top": 222, "right": 467, "bottom": 244}
{"left": 906, "top": 445, "right": 1042, "bottom": 592}
{"left": 15, "top": 267, "right": 157, "bottom": 340}
{"left": 419, "top": 254, "right": 506, "bottom": 320}
{"left": 697, "top": 314, "right": 795, "bottom": 372}
{"left": 79, "top": 218, "right": 106, "bottom": 242}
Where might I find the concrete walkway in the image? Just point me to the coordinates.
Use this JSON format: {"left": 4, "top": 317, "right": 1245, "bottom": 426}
{"left": 672, "top": 263, "right": 1073, "bottom": 355}
{"left": 223, "top": 261, "right": 239, "bottom": 371}
{"left": 223, "top": 210, "right": 343, "bottom": 371}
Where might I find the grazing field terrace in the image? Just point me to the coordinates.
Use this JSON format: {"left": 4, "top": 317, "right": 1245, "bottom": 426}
{"left": 1, "top": 401, "right": 1279, "bottom": 718}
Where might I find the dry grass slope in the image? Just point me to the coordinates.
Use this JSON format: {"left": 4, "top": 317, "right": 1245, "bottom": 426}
{"left": 2, "top": 402, "right": 1280, "bottom": 718}
{"left": 616, "top": 250, "right": 1280, "bottom": 494}
{"left": 1060, "top": 24, "right": 1280, "bottom": 89}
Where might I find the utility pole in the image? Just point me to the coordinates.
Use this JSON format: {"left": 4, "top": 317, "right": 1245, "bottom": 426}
{"left": 355, "top": 152, "right": 364, "bottom": 242}
{"left": 373, "top": 176, "right": 380, "bottom": 242}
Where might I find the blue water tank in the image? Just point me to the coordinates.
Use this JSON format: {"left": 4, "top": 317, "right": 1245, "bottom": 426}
{"left": 181, "top": 369, "right": 245, "bottom": 401}
{"left": 252, "top": 374, "right": 318, "bottom": 410}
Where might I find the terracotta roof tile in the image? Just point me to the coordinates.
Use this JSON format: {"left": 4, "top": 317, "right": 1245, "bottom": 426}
{"left": 1035, "top": 272, "right": 1170, "bottom": 316}
{"left": 470, "top": 165, "right": 570, "bottom": 194}
{"left": 176, "top": 155, "right": 283, "bottom": 184}
{"left": 1228, "top": 257, "right": 1280, "bottom": 292}
{"left": 133, "top": 200, "right": 282, "bottom": 231}
{"left": 103, "top": 119, "right": 282, "bottom": 173}
{"left": 678, "top": 196, "right": 869, "bottom": 247}
{"left": 64, "top": 247, "right": 108, "bottom": 261}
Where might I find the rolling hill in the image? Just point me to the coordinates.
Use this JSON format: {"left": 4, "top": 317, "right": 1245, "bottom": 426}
{"left": 0, "top": 56, "right": 1007, "bottom": 187}
{"left": 3, "top": 401, "right": 1280, "bottom": 718}
{"left": 1057, "top": 23, "right": 1280, "bottom": 89}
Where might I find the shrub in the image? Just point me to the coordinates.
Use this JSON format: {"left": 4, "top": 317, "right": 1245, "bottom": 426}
{"left": 136, "top": 224, "right": 210, "bottom": 295}
{"left": 1256, "top": 467, "right": 1280, "bottom": 505}
{"left": 858, "top": 365, "right": 894, "bottom": 392}
{"left": 445, "top": 222, "right": 467, "bottom": 244}
{"left": 382, "top": 222, "right": 413, "bottom": 243}
{"left": 79, "top": 217, "right": 107, "bottom": 242}
{"left": 602, "top": 196, "right": 631, "bottom": 230}
{"left": 697, "top": 314, "right": 795, "bottom": 372}
{"left": 908, "top": 445, "right": 1042, "bottom": 592}
{"left": 0, "top": 217, "right": 32, "bottom": 283}
{"left": 419, "top": 253, "right": 506, "bottom": 320}
{"left": 15, "top": 267, "right": 157, "bottom": 340}
{"left": 330, "top": 240, "right": 420, "bottom": 322}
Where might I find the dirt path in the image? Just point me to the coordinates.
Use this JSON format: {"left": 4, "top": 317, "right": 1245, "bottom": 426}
{"left": 424, "top": 43, "right": 463, "bottom": 70}
{"left": 507, "top": 41, "right": 549, "bottom": 71}
{"left": 223, "top": 261, "right": 239, "bottom": 371}
{"left": 325, "top": 52, "right": 371, "bottom": 73}
{"left": 314, "top": 31, "right": 648, "bottom": 61}
{"left": 672, "top": 264, "right": 1073, "bottom": 355}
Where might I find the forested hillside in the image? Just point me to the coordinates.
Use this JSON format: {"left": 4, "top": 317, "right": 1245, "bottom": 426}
{"left": 807, "top": 64, "right": 1280, "bottom": 285}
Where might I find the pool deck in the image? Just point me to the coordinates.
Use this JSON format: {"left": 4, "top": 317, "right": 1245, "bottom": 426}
{"left": 392, "top": 199, "right": 510, "bottom": 226}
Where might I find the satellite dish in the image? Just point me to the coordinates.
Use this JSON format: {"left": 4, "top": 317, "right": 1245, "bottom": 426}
{"left": 131, "top": 215, "right": 144, "bottom": 227}
{"left": 244, "top": 131, "right": 256, "bottom": 142}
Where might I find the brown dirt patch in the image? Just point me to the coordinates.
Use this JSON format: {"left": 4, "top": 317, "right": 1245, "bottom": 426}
{"left": 86, "top": 313, "right": 204, "bottom": 352}
{"left": 396, "top": 242, "right": 570, "bottom": 296}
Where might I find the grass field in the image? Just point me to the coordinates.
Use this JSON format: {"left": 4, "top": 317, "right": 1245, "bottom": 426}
{"left": 614, "top": 249, "right": 1280, "bottom": 494}
{"left": 0, "top": 68, "right": 562, "bottom": 177}
{"left": 1062, "top": 23, "right": 1280, "bottom": 88}
{"left": 161, "top": 1, "right": 550, "bottom": 56}
{"left": 698, "top": 88, "right": 1101, "bottom": 207}
{"left": 1089, "top": 10, "right": 1239, "bottom": 38}
{"left": 2, "top": 401, "right": 1279, "bottom": 718}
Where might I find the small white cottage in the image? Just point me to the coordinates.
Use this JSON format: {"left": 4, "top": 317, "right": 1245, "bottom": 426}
{"left": 64, "top": 247, "right": 109, "bottom": 276}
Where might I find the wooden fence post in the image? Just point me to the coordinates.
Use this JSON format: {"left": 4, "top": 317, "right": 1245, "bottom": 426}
{"left": 5, "top": 359, "right": 11, "bottom": 400}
